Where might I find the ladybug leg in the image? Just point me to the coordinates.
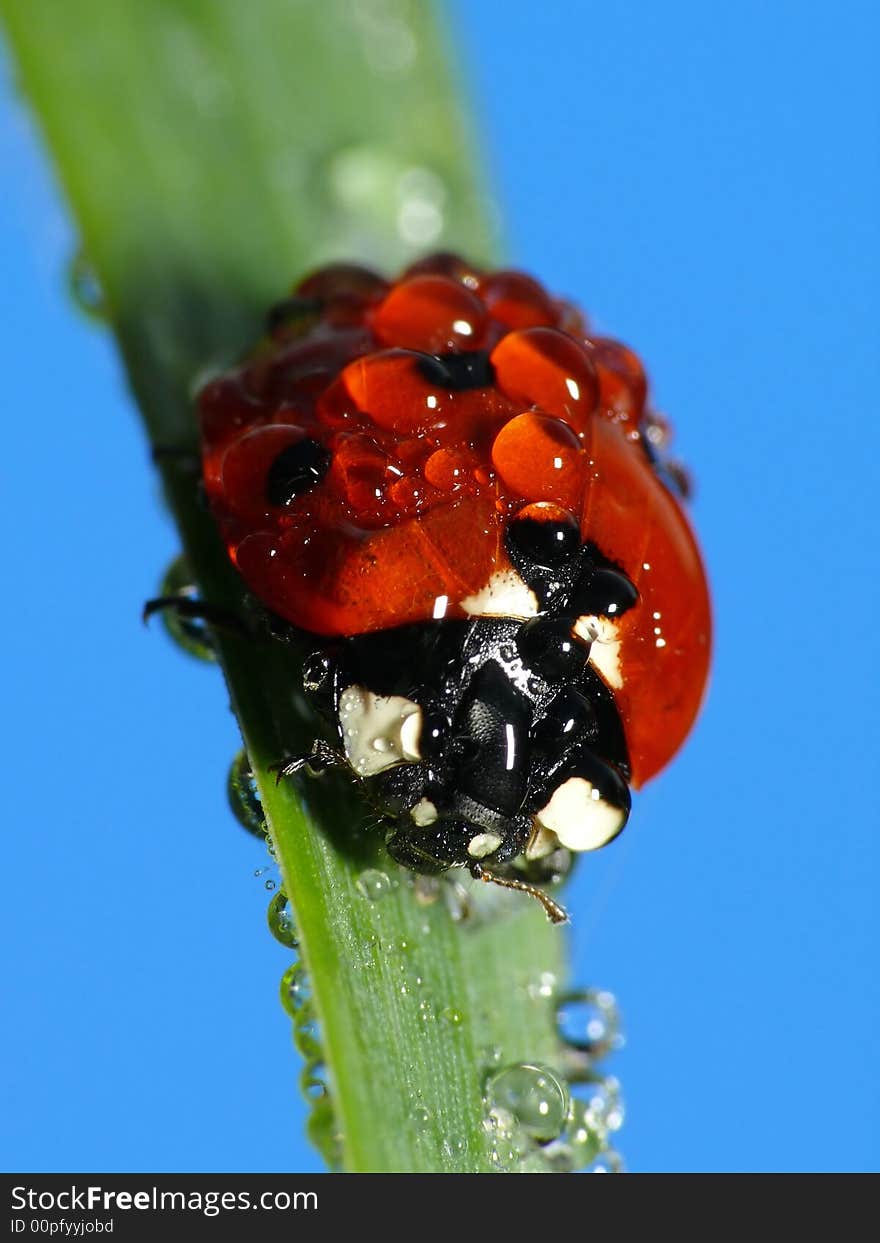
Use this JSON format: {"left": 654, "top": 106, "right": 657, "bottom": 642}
{"left": 385, "top": 824, "right": 456, "bottom": 875}
{"left": 468, "top": 862, "right": 569, "bottom": 925}
{"left": 142, "top": 595, "right": 253, "bottom": 640}
{"left": 269, "top": 739, "right": 348, "bottom": 784}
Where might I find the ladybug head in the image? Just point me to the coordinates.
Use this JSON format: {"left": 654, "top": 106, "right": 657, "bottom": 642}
{"left": 311, "top": 618, "right": 631, "bottom": 879}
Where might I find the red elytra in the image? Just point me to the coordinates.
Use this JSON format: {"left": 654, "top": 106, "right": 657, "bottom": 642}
{"left": 477, "top": 270, "right": 559, "bottom": 330}
{"left": 198, "top": 255, "right": 710, "bottom": 786}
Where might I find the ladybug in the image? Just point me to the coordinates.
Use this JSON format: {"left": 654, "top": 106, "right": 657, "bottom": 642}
{"left": 195, "top": 254, "right": 710, "bottom": 920}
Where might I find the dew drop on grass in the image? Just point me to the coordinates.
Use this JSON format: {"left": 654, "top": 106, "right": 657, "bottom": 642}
{"left": 548, "top": 980, "right": 627, "bottom": 1169}
{"left": 68, "top": 249, "right": 107, "bottom": 320}
{"left": 267, "top": 890, "right": 299, "bottom": 949}
{"left": 278, "top": 964, "right": 341, "bottom": 1166}
{"left": 307, "top": 1096, "right": 344, "bottom": 1172}
{"left": 293, "top": 1014, "right": 323, "bottom": 1064}
{"left": 485, "top": 1063, "right": 569, "bottom": 1144}
{"left": 355, "top": 868, "right": 393, "bottom": 901}
{"left": 227, "top": 749, "right": 266, "bottom": 839}
{"left": 410, "top": 1103, "right": 431, "bottom": 1132}
{"left": 302, "top": 1073, "right": 328, "bottom": 1101}
{"left": 527, "top": 970, "right": 557, "bottom": 1001}
{"left": 154, "top": 555, "right": 217, "bottom": 663}
{"left": 482, "top": 1106, "right": 530, "bottom": 1170}
{"left": 279, "top": 962, "right": 311, "bottom": 1021}
{"left": 555, "top": 988, "right": 622, "bottom": 1061}
{"left": 588, "top": 1149, "right": 624, "bottom": 1174}
{"left": 541, "top": 1098, "right": 605, "bottom": 1172}
{"left": 516, "top": 1151, "right": 555, "bottom": 1173}
{"left": 284, "top": 974, "right": 325, "bottom": 1067}
{"left": 578, "top": 1074, "right": 625, "bottom": 1137}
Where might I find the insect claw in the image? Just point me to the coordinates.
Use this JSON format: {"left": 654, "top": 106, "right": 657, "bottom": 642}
{"left": 270, "top": 740, "right": 346, "bottom": 784}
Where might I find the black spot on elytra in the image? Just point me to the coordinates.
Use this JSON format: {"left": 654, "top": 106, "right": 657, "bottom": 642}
{"left": 569, "top": 565, "right": 639, "bottom": 619}
{"left": 505, "top": 513, "right": 582, "bottom": 572}
{"left": 265, "top": 438, "right": 331, "bottom": 506}
{"left": 417, "top": 350, "right": 495, "bottom": 391}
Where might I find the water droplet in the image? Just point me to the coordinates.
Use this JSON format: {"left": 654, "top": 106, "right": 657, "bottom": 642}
{"left": 306, "top": 1096, "right": 344, "bottom": 1171}
{"left": 279, "top": 962, "right": 310, "bottom": 1020}
{"left": 68, "top": 249, "right": 107, "bottom": 320}
{"left": 293, "top": 1014, "right": 323, "bottom": 1064}
{"left": 227, "top": 750, "right": 266, "bottom": 838}
{"left": 539, "top": 1141, "right": 577, "bottom": 1173}
{"left": 267, "top": 891, "right": 299, "bottom": 949}
{"left": 516, "top": 1151, "right": 554, "bottom": 1173}
{"left": 588, "top": 1149, "right": 624, "bottom": 1174}
{"left": 528, "top": 970, "right": 557, "bottom": 1001}
{"left": 265, "top": 878, "right": 276, "bottom": 891}
{"left": 355, "top": 868, "right": 393, "bottom": 901}
{"left": 325, "top": 144, "right": 404, "bottom": 232}
{"left": 410, "top": 1103, "right": 431, "bottom": 1132}
{"left": 440, "top": 1136, "right": 466, "bottom": 1162}
{"left": 301, "top": 1069, "right": 328, "bottom": 1101}
{"left": 579, "top": 1074, "right": 625, "bottom": 1137}
{"left": 556, "top": 988, "right": 622, "bottom": 1062}
{"left": 279, "top": 961, "right": 340, "bottom": 1169}
{"left": 153, "top": 555, "right": 217, "bottom": 662}
{"left": 441, "top": 1007, "right": 463, "bottom": 1027}
{"left": 396, "top": 166, "right": 447, "bottom": 247}
{"left": 485, "top": 1063, "right": 569, "bottom": 1144}
{"left": 442, "top": 878, "right": 471, "bottom": 922}
{"left": 542, "top": 1098, "right": 604, "bottom": 1172}
{"left": 482, "top": 1108, "right": 530, "bottom": 1169}
{"left": 352, "top": 0, "right": 417, "bottom": 77}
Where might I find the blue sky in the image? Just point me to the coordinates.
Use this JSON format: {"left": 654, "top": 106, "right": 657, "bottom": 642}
{"left": 1, "top": 0, "right": 878, "bottom": 1172}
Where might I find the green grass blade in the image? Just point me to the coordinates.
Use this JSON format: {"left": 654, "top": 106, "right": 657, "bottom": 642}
{"left": 1, "top": 0, "right": 572, "bottom": 1172}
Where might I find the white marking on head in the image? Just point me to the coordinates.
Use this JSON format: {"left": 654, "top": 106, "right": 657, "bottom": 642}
{"left": 525, "top": 824, "right": 559, "bottom": 861}
{"left": 460, "top": 569, "right": 539, "bottom": 620}
{"left": 399, "top": 712, "right": 422, "bottom": 762}
{"left": 338, "top": 685, "right": 422, "bottom": 777}
{"left": 467, "top": 832, "right": 503, "bottom": 859}
{"left": 410, "top": 797, "right": 438, "bottom": 826}
{"left": 574, "top": 615, "right": 623, "bottom": 689}
{"left": 535, "top": 777, "right": 626, "bottom": 852}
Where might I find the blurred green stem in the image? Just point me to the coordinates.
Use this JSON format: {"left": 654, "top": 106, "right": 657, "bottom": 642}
{"left": 1, "top": 0, "right": 569, "bottom": 1171}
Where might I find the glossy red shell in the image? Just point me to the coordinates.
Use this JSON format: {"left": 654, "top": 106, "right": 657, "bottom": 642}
{"left": 198, "top": 256, "right": 711, "bottom": 785}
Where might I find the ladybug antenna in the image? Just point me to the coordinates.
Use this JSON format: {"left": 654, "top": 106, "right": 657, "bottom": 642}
{"left": 470, "top": 864, "right": 569, "bottom": 925}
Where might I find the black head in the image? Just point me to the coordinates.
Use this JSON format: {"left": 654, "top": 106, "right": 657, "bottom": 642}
{"left": 303, "top": 608, "right": 631, "bottom": 879}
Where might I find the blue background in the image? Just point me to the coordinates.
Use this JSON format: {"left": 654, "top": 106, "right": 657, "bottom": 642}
{"left": 1, "top": 0, "right": 877, "bottom": 1173}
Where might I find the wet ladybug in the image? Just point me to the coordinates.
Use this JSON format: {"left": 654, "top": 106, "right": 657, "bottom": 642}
{"left": 197, "top": 254, "right": 711, "bottom": 918}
